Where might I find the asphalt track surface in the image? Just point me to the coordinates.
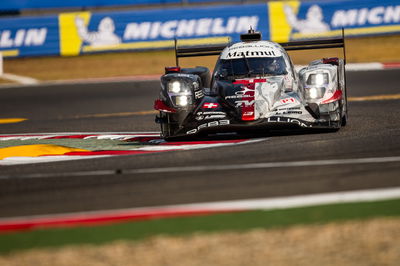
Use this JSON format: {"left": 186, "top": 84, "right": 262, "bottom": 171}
{"left": 0, "top": 69, "right": 399, "bottom": 218}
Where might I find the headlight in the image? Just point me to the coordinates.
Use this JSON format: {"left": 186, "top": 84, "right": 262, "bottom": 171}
{"left": 166, "top": 79, "right": 194, "bottom": 107}
{"left": 174, "top": 95, "right": 190, "bottom": 107}
{"left": 306, "top": 73, "right": 329, "bottom": 86}
{"left": 305, "top": 86, "right": 326, "bottom": 100}
{"left": 168, "top": 80, "right": 191, "bottom": 94}
{"left": 168, "top": 81, "right": 182, "bottom": 93}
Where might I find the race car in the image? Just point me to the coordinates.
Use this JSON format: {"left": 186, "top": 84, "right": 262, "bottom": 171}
{"left": 154, "top": 29, "right": 348, "bottom": 139}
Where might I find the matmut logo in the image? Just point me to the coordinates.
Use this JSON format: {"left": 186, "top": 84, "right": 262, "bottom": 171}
{"left": 226, "top": 50, "right": 276, "bottom": 59}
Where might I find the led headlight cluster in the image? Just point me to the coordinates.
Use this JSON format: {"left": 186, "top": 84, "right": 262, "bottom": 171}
{"left": 304, "top": 72, "right": 329, "bottom": 100}
{"left": 168, "top": 81, "right": 185, "bottom": 93}
{"left": 306, "top": 86, "right": 326, "bottom": 99}
{"left": 167, "top": 80, "right": 197, "bottom": 107}
{"left": 306, "top": 73, "right": 329, "bottom": 86}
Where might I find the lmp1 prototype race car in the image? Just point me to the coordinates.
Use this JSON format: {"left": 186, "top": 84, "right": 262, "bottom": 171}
{"left": 154, "top": 29, "right": 348, "bottom": 139}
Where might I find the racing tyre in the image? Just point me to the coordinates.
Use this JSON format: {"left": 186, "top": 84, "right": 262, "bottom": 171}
{"left": 159, "top": 112, "right": 179, "bottom": 140}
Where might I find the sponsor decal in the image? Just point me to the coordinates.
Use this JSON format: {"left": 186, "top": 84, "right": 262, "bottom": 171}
{"left": 196, "top": 111, "right": 227, "bottom": 121}
{"left": 196, "top": 115, "right": 226, "bottom": 121}
{"left": 274, "top": 111, "right": 302, "bottom": 115}
{"left": 196, "top": 111, "right": 226, "bottom": 115}
{"left": 202, "top": 103, "right": 219, "bottom": 109}
{"left": 280, "top": 97, "right": 297, "bottom": 104}
{"left": 225, "top": 85, "right": 255, "bottom": 99}
{"left": 267, "top": 117, "right": 311, "bottom": 127}
{"left": 274, "top": 106, "right": 303, "bottom": 115}
{"left": 195, "top": 90, "right": 204, "bottom": 99}
{"left": 276, "top": 107, "right": 301, "bottom": 111}
{"left": 229, "top": 44, "right": 276, "bottom": 50}
{"left": 225, "top": 50, "right": 276, "bottom": 59}
{"left": 243, "top": 111, "right": 254, "bottom": 117}
{"left": 235, "top": 100, "right": 255, "bottom": 108}
{"left": 235, "top": 86, "right": 255, "bottom": 96}
{"left": 186, "top": 120, "right": 230, "bottom": 134}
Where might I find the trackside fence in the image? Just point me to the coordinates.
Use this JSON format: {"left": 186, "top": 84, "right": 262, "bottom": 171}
{"left": 0, "top": 0, "right": 399, "bottom": 58}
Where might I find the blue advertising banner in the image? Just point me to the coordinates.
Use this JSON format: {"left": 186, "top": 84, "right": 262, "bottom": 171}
{"left": 0, "top": 0, "right": 399, "bottom": 58}
{"left": 0, "top": 15, "right": 59, "bottom": 57}
{"left": 58, "top": 4, "right": 269, "bottom": 56}
{"left": 269, "top": 0, "right": 400, "bottom": 42}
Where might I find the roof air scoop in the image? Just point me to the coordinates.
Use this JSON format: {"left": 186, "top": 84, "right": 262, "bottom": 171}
{"left": 240, "top": 27, "right": 262, "bottom": 42}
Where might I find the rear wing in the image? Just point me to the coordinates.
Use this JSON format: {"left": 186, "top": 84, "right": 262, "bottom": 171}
{"left": 174, "top": 39, "right": 226, "bottom": 66}
{"left": 279, "top": 28, "right": 346, "bottom": 64}
{"left": 174, "top": 28, "right": 346, "bottom": 66}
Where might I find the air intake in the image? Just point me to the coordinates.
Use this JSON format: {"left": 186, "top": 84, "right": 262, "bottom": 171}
{"left": 240, "top": 27, "right": 262, "bottom": 42}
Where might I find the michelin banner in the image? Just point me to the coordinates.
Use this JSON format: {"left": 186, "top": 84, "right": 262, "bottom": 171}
{"left": 270, "top": 0, "right": 400, "bottom": 42}
{"left": 0, "top": 0, "right": 399, "bottom": 58}
{"left": 0, "top": 3, "right": 268, "bottom": 57}
{"left": 0, "top": 15, "right": 59, "bottom": 57}
{"left": 58, "top": 4, "right": 268, "bottom": 56}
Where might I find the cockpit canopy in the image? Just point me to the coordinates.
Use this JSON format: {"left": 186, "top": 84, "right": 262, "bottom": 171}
{"left": 214, "top": 56, "right": 288, "bottom": 79}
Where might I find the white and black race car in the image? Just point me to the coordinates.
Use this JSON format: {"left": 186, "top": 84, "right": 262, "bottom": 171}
{"left": 155, "top": 29, "right": 348, "bottom": 139}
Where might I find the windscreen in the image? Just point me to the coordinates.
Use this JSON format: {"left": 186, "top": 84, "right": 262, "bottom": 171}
{"left": 215, "top": 56, "right": 288, "bottom": 78}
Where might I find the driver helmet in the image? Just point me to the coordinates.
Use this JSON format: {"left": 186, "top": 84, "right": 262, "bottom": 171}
{"left": 267, "top": 59, "right": 280, "bottom": 72}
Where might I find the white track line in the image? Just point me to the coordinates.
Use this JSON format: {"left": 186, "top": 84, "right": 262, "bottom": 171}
{"left": 0, "top": 186, "right": 399, "bottom": 223}
{"left": 1, "top": 73, "right": 39, "bottom": 84}
{"left": 128, "top": 156, "right": 400, "bottom": 174}
{"left": 1, "top": 156, "right": 399, "bottom": 179}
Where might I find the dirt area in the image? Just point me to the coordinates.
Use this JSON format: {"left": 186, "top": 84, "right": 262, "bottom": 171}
{"left": 1, "top": 217, "right": 399, "bottom": 266}
{"left": 0, "top": 78, "right": 16, "bottom": 84}
{"left": 3, "top": 34, "right": 400, "bottom": 81}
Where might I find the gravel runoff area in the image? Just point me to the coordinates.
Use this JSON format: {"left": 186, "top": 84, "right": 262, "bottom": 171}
{"left": 1, "top": 217, "right": 399, "bottom": 266}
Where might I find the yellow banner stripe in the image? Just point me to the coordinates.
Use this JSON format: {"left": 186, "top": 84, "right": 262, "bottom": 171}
{"left": 59, "top": 12, "right": 91, "bottom": 56}
{"left": 292, "top": 25, "right": 400, "bottom": 39}
{"left": 269, "top": 1, "right": 300, "bottom": 43}
{"left": 0, "top": 50, "right": 19, "bottom": 57}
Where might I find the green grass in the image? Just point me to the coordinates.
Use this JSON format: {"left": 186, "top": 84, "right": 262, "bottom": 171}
{"left": 1, "top": 198, "right": 399, "bottom": 254}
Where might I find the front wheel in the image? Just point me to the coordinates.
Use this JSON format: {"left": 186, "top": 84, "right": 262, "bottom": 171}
{"left": 159, "top": 112, "right": 179, "bottom": 139}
